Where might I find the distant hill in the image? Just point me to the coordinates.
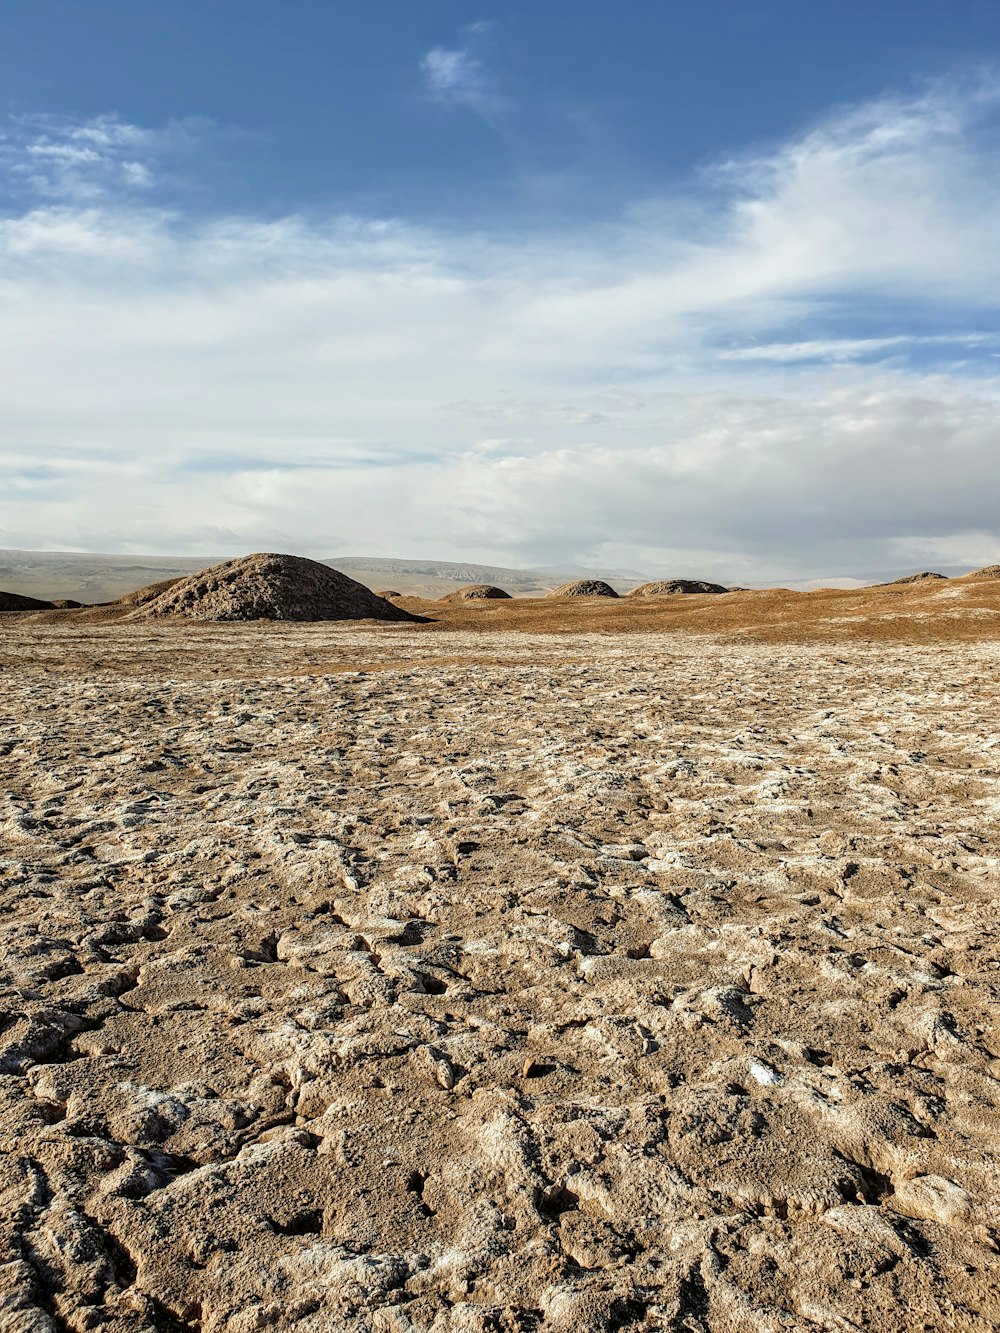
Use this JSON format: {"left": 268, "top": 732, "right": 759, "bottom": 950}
{"left": 1, "top": 547, "right": 987, "bottom": 605}
{"left": 0, "top": 550, "right": 210, "bottom": 605}
{"left": 0, "top": 549, "right": 642, "bottom": 604}
{"left": 324, "top": 555, "right": 636, "bottom": 599}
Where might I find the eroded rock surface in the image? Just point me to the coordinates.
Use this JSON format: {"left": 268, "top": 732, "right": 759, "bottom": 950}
{"left": 2, "top": 624, "right": 1000, "bottom": 1331}
{"left": 126, "top": 554, "right": 418, "bottom": 623}
{"left": 879, "top": 573, "right": 947, "bottom": 587}
{"left": 546, "top": 581, "right": 619, "bottom": 599}
{"left": 627, "top": 581, "right": 729, "bottom": 597}
{"left": 438, "top": 586, "right": 512, "bottom": 602}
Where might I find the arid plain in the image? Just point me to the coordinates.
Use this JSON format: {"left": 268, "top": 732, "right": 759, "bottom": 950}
{"left": 3, "top": 568, "right": 1000, "bottom": 1331}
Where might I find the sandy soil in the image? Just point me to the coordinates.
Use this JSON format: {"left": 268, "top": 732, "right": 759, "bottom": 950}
{"left": 2, "top": 617, "right": 1000, "bottom": 1331}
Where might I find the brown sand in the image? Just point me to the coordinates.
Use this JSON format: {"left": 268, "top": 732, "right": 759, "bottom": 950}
{"left": 379, "top": 574, "right": 1000, "bottom": 646}
{"left": 2, "top": 599, "right": 1000, "bottom": 1330}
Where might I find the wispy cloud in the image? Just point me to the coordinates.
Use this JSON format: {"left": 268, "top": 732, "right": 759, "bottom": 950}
{"left": 1, "top": 76, "right": 999, "bottom": 577}
{"left": 717, "top": 334, "right": 1000, "bottom": 364}
{"left": 420, "top": 24, "right": 504, "bottom": 116}
{"left": 0, "top": 113, "right": 212, "bottom": 203}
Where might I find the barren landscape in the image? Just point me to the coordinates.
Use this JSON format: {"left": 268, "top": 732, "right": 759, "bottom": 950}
{"left": 3, "top": 575, "right": 1000, "bottom": 1331}
{"left": 6, "top": 3, "right": 1000, "bottom": 1330}
{"left": 0, "top": 553, "right": 618, "bottom": 607}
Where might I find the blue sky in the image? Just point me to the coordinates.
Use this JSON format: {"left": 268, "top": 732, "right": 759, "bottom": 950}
{"left": 1, "top": 1, "right": 999, "bottom": 579}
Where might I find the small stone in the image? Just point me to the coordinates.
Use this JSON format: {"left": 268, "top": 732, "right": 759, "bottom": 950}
{"left": 412, "top": 1044, "right": 455, "bottom": 1090}
{"left": 599, "top": 843, "right": 649, "bottom": 861}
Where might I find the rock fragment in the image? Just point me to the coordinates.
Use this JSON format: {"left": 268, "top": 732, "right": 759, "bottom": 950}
{"left": 411, "top": 1044, "right": 455, "bottom": 1090}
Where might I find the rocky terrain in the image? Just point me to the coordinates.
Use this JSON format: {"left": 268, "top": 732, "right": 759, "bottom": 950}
{"left": 880, "top": 573, "right": 947, "bottom": 587}
{"left": 439, "top": 586, "right": 512, "bottom": 603}
{"left": 628, "top": 582, "right": 729, "bottom": 597}
{"left": 546, "top": 582, "right": 619, "bottom": 599}
{"left": 2, "top": 610, "right": 1000, "bottom": 1332}
{"left": 125, "top": 555, "right": 417, "bottom": 624}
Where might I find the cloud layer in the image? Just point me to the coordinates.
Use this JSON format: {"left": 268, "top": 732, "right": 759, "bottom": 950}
{"left": 1, "top": 79, "right": 999, "bottom": 579}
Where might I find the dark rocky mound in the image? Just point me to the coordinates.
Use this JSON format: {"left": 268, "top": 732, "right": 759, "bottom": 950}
{"left": 128, "top": 554, "right": 420, "bottom": 622}
{"left": 440, "top": 584, "right": 512, "bottom": 602}
{"left": 627, "top": 579, "right": 729, "bottom": 597}
{"left": 546, "top": 579, "right": 619, "bottom": 598}
{"left": 880, "top": 571, "right": 947, "bottom": 586}
{"left": 0, "top": 590, "right": 56, "bottom": 612}
{"left": 965, "top": 565, "right": 1000, "bottom": 580}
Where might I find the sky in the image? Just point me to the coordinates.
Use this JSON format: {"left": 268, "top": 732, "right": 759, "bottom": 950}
{"left": 1, "top": 1, "right": 1000, "bottom": 582}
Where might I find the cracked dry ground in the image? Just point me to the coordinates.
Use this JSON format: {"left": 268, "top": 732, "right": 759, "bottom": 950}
{"left": 2, "top": 624, "right": 1000, "bottom": 1333}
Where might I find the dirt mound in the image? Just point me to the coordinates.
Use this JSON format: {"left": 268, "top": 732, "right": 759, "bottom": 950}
{"left": 376, "top": 589, "right": 403, "bottom": 599}
{"left": 117, "top": 576, "right": 183, "bottom": 608}
{"left": 0, "top": 590, "right": 56, "bottom": 612}
{"left": 439, "top": 584, "right": 512, "bottom": 602}
{"left": 546, "top": 579, "right": 619, "bottom": 598}
{"left": 965, "top": 565, "right": 1000, "bottom": 580}
{"left": 628, "top": 579, "right": 729, "bottom": 596}
{"left": 128, "top": 554, "right": 420, "bottom": 623}
{"left": 880, "top": 571, "right": 947, "bottom": 585}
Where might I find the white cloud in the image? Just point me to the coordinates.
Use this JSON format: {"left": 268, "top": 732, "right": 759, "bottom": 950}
{"left": 0, "top": 113, "right": 208, "bottom": 202}
{"left": 718, "top": 334, "right": 999, "bottom": 363}
{"left": 0, "top": 78, "right": 999, "bottom": 579}
{"left": 420, "top": 25, "right": 503, "bottom": 115}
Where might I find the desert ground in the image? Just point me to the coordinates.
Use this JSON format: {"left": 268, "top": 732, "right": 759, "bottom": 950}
{"left": 3, "top": 576, "right": 1000, "bottom": 1331}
